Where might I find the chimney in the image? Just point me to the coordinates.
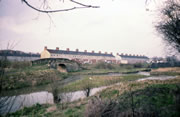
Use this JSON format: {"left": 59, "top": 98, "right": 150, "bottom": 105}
{"left": 84, "top": 50, "right": 87, "bottom": 53}
{"left": 99, "top": 51, "right": 101, "bottom": 54}
{"left": 66, "top": 48, "right": 70, "bottom": 51}
{"left": 110, "top": 52, "right": 113, "bottom": 55}
{"left": 117, "top": 53, "right": 119, "bottom": 55}
{"left": 44, "top": 46, "right": 47, "bottom": 50}
{"left": 92, "top": 50, "right": 95, "bottom": 53}
{"left": 105, "top": 52, "right": 107, "bottom": 54}
{"left": 56, "top": 47, "right": 59, "bottom": 50}
{"left": 76, "top": 49, "right": 79, "bottom": 52}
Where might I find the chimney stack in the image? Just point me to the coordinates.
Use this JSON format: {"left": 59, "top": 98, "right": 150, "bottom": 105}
{"left": 105, "top": 52, "right": 107, "bottom": 54}
{"left": 66, "top": 48, "right": 70, "bottom": 51}
{"left": 44, "top": 46, "right": 47, "bottom": 50}
{"left": 110, "top": 52, "right": 113, "bottom": 55}
{"left": 117, "top": 53, "right": 119, "bottom": 55}
{"left": 76, "top": 49, "right": 79, "bottom": 52}
{"left": 56, "top": 47, "right": 59, "bottom": 50}
{"left": 92, "top": 50, "right": 95, "bottom": 53}
{"left": 84, "top": 50, "right": 87, "bottom": 53}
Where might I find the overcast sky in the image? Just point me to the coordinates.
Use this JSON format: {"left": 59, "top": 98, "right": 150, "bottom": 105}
{"left": 0, "top": 0, "right": 167, "bottom": 57}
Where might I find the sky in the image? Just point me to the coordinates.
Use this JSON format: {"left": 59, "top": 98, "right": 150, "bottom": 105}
{"left": 0, "top": 0, "right": 168, "bottom": 57}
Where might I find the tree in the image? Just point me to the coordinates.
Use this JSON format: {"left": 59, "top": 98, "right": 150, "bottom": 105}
{"left": 156, "top": 0, "right": 180, "bottom": 52}
{"left": 21, "top": 0, "right": 99, "bottom": 13}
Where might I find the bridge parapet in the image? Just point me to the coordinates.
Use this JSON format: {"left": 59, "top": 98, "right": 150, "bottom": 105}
{"left": 32, "top": 58, "right": 81, "bottom": 72}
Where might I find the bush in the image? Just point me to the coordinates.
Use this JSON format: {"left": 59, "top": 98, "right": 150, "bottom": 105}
{"left": 85, "top": 84, "right": 180, "bottom": 117}
{"left": 133, "top": 63, "right": 150, "bottom": 68}
{"left": 11, "top": 61, "right": 31, "bottom": 69}
{"left": 82, "top": 80, "right": 93, "bottom": 97}
{"left": 94, "top": 62, "right": 115, "bottom": 69}
{"left": 119, "top": 64, "right": 134, "bottom": 69}
{"left": 84, "top": 96, "right": 108, "bottom": 117}
{"left": 0, "top": 59, "right": 11, "bottom": 68}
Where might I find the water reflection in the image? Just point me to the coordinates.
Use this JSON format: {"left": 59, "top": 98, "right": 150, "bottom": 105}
{"left": 137, "top": 71, "right": 150, "bottom": 76}
{"left": 137, "top": 76, "right": 177, "bottom": 81}
{"left": 60, "top": 86, "right": 107, "bottom": 102}
{"left": 0, "top": 91, "right": 53, "bottom": 115}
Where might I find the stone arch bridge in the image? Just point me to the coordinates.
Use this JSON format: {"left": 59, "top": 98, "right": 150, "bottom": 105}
{"left": 32, "top": 58, "right": 81, "bottom": 72}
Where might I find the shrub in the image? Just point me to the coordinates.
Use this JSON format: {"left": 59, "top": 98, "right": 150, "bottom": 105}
{"left": 95, "top": 62, "right": 115, "bottom": 69}
{"left": 85, "top": 84, "right": 180, "bottom": 117}
{"left": 84, "top": 96, "right": 108, "bottom": 117}
{"left": 11, "top": 61, "right": 31, "bottom": 69}
{"left": 133, "top": 63, "right": 150, "bottom": 68}
{"left": 119, "top": 64, "right": 134, "bottom": 69}
{"left": 82, "top": 80, "right": 93, "bottom": 97}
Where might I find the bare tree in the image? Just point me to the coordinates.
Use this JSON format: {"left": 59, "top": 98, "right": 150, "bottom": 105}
{"left": 82, "top": 78, "right": 93, "bottom": 97}
{"left": 156, "top": 0, "right": 180, "bottom": 52}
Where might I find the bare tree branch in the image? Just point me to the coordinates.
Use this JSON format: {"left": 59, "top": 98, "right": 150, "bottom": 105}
{"left": 21, "top": 0, "right": 100, "bottom": 13}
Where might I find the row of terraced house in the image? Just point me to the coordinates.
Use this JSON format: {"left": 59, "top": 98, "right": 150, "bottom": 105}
{"left": 0, "top": 46, "right": 149, "bottom": 64}
{"left": 40, "top": 46, "right": 149, "bottom": 64}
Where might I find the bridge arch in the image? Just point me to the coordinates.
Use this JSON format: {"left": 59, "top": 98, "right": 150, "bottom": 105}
{"left": 57, "top": 64, "right": 67, "bottom": 73}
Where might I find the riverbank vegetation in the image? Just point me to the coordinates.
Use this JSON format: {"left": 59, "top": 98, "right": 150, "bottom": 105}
{"left": 6, "top": 76, "right": 180, "bottom": 117}
{"left": 1, "top": 61, "right": 149, "bottom": 92}
{"left": 1, "top": 60, "right": 180, "bottom": 116}
{"left": 150, "top": 67, "right": 180, "bottom": 76}
{"left": 1, "top": 63, "right": 68, "bottom": 91}
{"left": 60, "top": 74, "right": 147, "bottom": 93}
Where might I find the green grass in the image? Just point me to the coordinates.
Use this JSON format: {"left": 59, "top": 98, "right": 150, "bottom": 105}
{"left": 60, "top": 74, "right": 146, "bottom": 93}
{"left": 6, "top": 104, "right": 51, "bottom": 117}
{"left": 6, "top": 103, "right": 86, "bottom": 117}
{"left": 64, "top": 105, "right": 85, "bottom": 117}
{"left": 115, "top": 84, "right": 180, "bottom": 117}
{"left": 2, "top": 64, "right": 64, "bottom": 91}
{"left": 100, "top": 89, "right": 119, "bottom": 99}
{"left": 150, "top": 71, "right": 180, "bottom": 76}
{"left": 71, "top": 68, "right": 148, "bottom": 75}
{"left": 5, "top": 77, "right": 180, "bottom": 117}
{"left": 150, "top": 67, "right": 180, "bottom": 76}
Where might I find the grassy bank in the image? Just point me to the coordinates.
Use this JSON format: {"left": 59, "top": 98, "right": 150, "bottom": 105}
{"left": 150, "top": 67, "right": 180, "bottom": 76}
{"left": 6, "top": 77, "right": 180, "bottom": 117}
{"left": 71, "top": 62, "right": 150, "bottom": 75}
{"left": 1, "top": 64, "right": 69, "bottom": 91}
{"left": 1, "top": 62, "right": 149, "bottom": 91}
{"left": 3, "top": 64, "right": 180, "bottom": 116}
{"left": 60, "top": 74, "right": 147, "bottom": 93}
{"left": 96, "top": 83, "right": 180, "bottom": 117}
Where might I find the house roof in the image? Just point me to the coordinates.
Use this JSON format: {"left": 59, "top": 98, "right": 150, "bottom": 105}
{"left": 47, "top": 49, "right": 114, "bottom": 57}
{"left": 119, "top": 54, "right": 149, "bottom": 59}
{"left": 0, "top": 50, "right": 40, "bottom": 57}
